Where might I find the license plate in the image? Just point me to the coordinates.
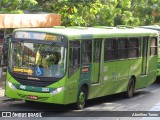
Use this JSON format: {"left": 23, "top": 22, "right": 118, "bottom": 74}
{"left": 27, "top": 95, "right": 38, "bottom": 100}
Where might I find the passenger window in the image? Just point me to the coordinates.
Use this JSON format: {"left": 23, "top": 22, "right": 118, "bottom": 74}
{"left": 117, "top": 38, "right": 128, "bottom": 59}
{"left": 69, "top": 41, "right": 80, "bottom": 76}
{"left": 82, "top": 40, "right": 92, "bottom": 64}
{"left": 94, "top": 39, "right": 102, "bottom": 62}
{"left": 150, "top": 37, "right": 157, "bottom": 56}
{"left": 104, "top": 39, "right": 117, "bottom": 61}
{"left": 128, "top": 38, "right": 140, "bottom": 58}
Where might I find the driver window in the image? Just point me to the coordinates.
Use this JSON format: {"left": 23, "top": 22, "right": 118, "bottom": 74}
{"left": 69, "top": 41, "right": 80, "bottom": 77}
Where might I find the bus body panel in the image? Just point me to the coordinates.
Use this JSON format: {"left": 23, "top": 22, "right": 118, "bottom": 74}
{"left": 147, "top": 56, "right": 158, "bottom": 85}
{"left": 129, "top": 58, "right": 143, "bottom": 89}
{"left": 64, "top": 69, "right": 80, "bottom": 104}
{"left": 88, "top": 61, "right": 116, "bottom": 99}
{"left": 158, "top": 60, "right": 160, "bottom": 76}
{"left": 115, "top": 60, "right": 130, "bottom": 93}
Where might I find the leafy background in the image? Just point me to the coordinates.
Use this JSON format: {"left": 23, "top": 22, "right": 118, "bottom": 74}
{"left": 0, "top": 0, "right": 160, "bottom": 26}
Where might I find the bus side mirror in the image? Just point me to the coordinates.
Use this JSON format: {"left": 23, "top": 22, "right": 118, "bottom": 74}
{"left": 2, "top": 34, "right": 12, "bottom": 66}
{"left": 2, "top": 43, "right": 8, "bottom": 66}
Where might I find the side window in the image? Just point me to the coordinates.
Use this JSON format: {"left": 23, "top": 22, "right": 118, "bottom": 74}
{"left": 117, "top": 38, "right": 128, "bottom": 59}
{"left": 128, "top": 38, "right": 140, "bottom": 58}
{"left": 69, "top": 41, "right": 80, "bottom": 76}
{"left": 104, "top": 39, "right": 117, "bottom": 61}
{"left": 82, "top": 40, "right": 92, "bottom": 64}
{"left": 94, "top": 39, "right": 102, "bottom": 62}
{"left": 150, "top": 37, "right": 157, "bottom": 56}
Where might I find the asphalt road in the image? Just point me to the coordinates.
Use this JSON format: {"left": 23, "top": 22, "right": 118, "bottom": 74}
{"left": 1, "top": 81, "right": 160, "bottom": 120}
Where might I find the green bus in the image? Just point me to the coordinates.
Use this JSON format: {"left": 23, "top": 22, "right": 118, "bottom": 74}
{"left": 3, "top": 26, "right": 158, "bottom": 109}
{"left": 140, "top": 25, "right": 160, "bottom": 77}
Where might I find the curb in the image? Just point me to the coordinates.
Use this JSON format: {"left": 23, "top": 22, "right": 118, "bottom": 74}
{"left": 0, "top": 97, "right": 21, "bottom": 103}
{"left": 0, "top": 92, "right": 16, "bottom": 101}
{"left": 0, "top": 89, "right": 21, "bottom": 102}
{"left": 0, "top": 96, "right": 13, "bottom": 101}
{"left": 0, "top": 88, "right": 7, "bottom": 101}
{"left": 0, "top": 88, "right": 5, "bottom": 96}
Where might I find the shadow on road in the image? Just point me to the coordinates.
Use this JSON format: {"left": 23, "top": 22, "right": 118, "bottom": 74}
{"left": 1, "top": 80, "right": 159, "bottom": 117}
{"left": 85, "top": 90, "right": 150, "bottom": 108}
{"left": 5, "top": 89, "right": 150, "bottom": 111}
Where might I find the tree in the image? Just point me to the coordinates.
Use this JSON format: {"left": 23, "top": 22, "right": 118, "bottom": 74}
{"left": 0, "top": 0, "right": 159, "bottom": 26}
{"left": 114, "top": 0, "right": 140, "bottom": 26}
{"left": 0, "top": 0, "right": 37, "bottom": 13}
{"left": 131, "top": 0, "right": 160, "bottom": 25}
{"left": 33, "top": 0, "right": 144, "bottom": 26}
{"left": 34, "top": 0, "right": 121, "bottom": 26}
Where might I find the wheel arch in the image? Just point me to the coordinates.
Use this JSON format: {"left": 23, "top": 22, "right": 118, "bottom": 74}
{"left": 130, "top": 75, "right": 136, "bottom": 88}
{"left": 80, "top": 83, "right": 89, "bottom": 99}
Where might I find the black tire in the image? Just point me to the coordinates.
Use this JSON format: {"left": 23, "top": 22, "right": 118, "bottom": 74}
{"left": 25, "top": 100, "right": 35, "bottom": 105}
{"left": 75, "top": 87, "right": 87, "bottom": 110}
{"left": 156, "top": 76, "right": 160, "bottom": 82}
{"left": 125, "top": 77, "right": 135, "bottom": 98}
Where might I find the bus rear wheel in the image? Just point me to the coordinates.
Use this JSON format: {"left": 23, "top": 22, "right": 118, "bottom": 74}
{"left": 76, "top": 87, "right": 87, "bottom": 110}
{"left": 125, "top": 77, "right": 135, "bottom": 98}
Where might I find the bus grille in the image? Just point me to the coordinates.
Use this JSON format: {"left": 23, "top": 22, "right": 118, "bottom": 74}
{"left": 15, "top": 78, "right": 55, "bottom": 87}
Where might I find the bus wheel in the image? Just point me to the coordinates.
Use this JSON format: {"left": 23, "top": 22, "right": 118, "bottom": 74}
{"left": 125, "top": 78, "right": 135, "bottom": 98}
{"left": 25, "top": 100, "right": 35, "bottom": 105}
{"left": 76, "top": 87, "right": 87, "bottom": 109}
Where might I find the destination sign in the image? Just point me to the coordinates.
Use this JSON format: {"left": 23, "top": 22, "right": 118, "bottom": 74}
{"left": 14, "top": 32, "right": 61, "bottom": 41}
{"left": 13, "top": 67, "right": 33, "bottom": 75}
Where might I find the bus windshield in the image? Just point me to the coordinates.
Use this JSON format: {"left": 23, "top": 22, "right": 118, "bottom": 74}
{"left": 9, "top": 42, "right": 66, "bottom": 78}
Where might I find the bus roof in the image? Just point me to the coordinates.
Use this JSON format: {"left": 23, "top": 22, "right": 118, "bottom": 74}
{"left": 13, "top": 27, "right": 159, "bottom": 40}
{"left": 140, "top": 25, "right": 160, "bottom": 31}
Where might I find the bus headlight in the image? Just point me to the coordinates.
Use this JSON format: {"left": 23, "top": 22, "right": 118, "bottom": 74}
{"left": 7, "top": 81, "right": 17, "bottom": 90}
{"left": 50, "top": 87, "right": 65, "bottom": 95}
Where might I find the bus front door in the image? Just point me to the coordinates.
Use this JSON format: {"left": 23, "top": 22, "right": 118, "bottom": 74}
{"left": 80, "top": 40, "right": 92, "bottom": 86}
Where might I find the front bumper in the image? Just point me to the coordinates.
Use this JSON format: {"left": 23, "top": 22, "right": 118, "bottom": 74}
{"left": 5, "top": 81, "right": 65, "bottom": 104}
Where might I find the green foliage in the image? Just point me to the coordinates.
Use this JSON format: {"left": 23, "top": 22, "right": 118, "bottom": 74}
{"left": 0, "top": 0, "right": 159, "bottom": 26}
{"left": 132, "top": 0, "right": 160, "bottom": 25}
{"left": 0, "top": 0, "right": 37, "bottom": 13}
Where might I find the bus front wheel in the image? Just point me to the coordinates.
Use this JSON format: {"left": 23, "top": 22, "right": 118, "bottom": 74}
{"left": 76, "top": 87, "right": 87, "bottom": 109}
{"left": 125, "top": 77, "right": 135, "bottom": 98}
{"left": 25, "top": 100, "right": 36, "bottom": 105}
